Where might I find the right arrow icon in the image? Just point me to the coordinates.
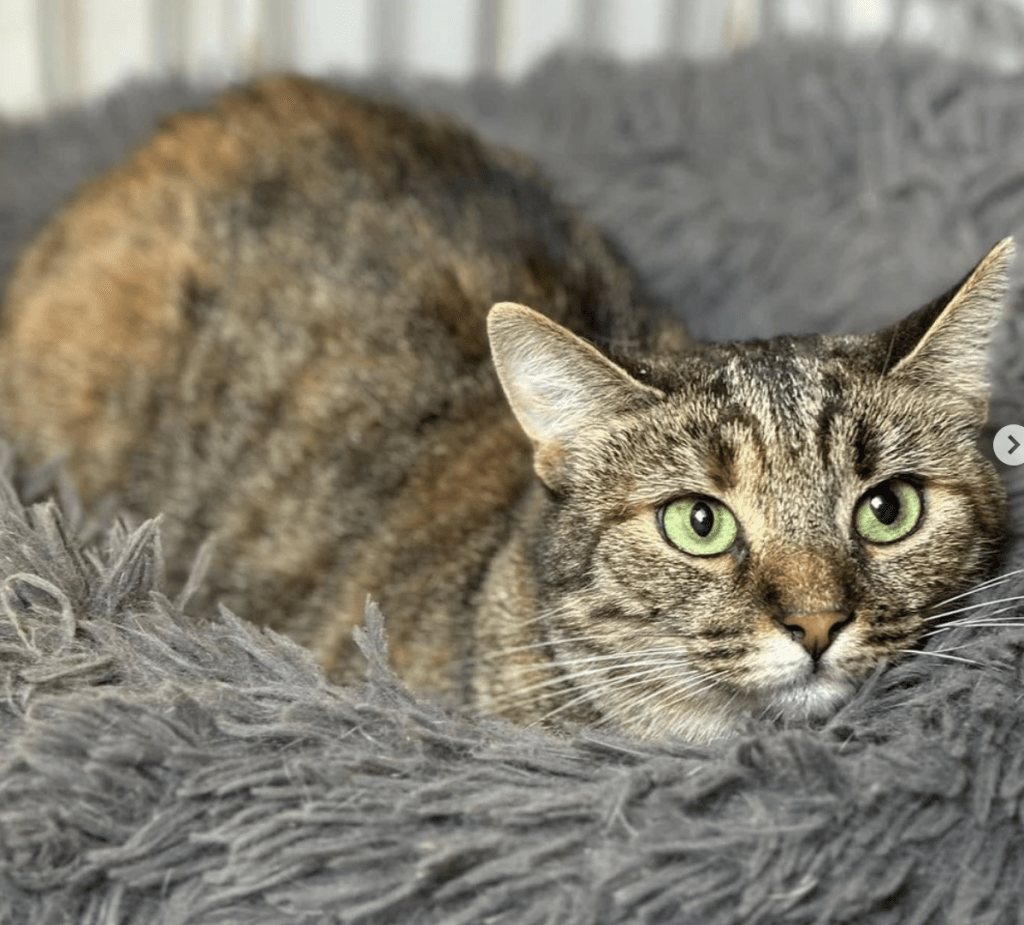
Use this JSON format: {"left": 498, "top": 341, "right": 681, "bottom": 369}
{"left": 994, "top": 425, "right": 1024, "bottom": 466}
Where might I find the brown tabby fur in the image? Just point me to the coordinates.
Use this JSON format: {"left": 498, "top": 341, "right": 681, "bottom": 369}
{"left": 0, "top": 76, "right": 1011, "bottom": 742}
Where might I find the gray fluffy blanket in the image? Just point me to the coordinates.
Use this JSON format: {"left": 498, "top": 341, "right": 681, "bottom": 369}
{"left": 3, "top": 39, "right": 1024, "bottom": 925}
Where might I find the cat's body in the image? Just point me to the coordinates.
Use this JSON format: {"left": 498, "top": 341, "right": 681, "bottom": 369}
{"left": 0, "top": 76, "right": 1011, "bottom": 742}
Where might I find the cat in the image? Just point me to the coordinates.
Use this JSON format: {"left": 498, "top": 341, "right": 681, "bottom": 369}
{"left": 0, "top": 75, "right": 1012, "bottom": 743}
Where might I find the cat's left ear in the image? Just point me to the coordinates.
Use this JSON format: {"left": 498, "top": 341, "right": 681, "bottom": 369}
{"left": 488, "top": 302, "right": 664, "bottom": 485}
{"left": 880, "top": 237, "right": 1015, "bottom": 408}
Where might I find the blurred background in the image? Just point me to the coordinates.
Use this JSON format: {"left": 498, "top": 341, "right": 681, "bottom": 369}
{"left": 3, "top": 0, "right": 1024, "bottom": 120}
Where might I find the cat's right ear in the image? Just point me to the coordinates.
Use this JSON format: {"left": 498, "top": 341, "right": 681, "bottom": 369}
{"left": 879, "top": 237, "right": 1015, "bottom": 412}
{"left": 488, "top": 302, "right": 663, "bottom": 484}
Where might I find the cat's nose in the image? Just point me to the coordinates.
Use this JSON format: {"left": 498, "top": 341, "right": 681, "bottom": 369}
{"left": 779, "top": 611, "right": 851, "bottom": 659}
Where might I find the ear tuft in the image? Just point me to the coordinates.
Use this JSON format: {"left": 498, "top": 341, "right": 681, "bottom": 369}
{"left": 487, "top": 302, "right": 663, "bottom": 481}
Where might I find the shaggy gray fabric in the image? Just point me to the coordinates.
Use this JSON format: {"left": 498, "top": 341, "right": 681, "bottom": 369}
{"left": 3, "top": 38, "right": 1024, "bottom": 924}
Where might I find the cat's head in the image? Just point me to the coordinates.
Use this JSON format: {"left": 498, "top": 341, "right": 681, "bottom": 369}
{"left": 487, "top": 238, "right": 1014, "bottom": 742}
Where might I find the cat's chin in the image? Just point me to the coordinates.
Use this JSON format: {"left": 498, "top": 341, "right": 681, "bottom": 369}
{"left": 757, "top": 671, "right": 858, "bottom": 725}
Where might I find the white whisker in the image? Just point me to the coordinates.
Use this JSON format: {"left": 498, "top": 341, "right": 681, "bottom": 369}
{"left": 927, "top": 594, "right": 1024, "bottom": 622}
{"left": 480, "top": 652, "right": 693, "bottom": 710}
{"left": 530, "top": 659, "right": 721, "bottom": 727}
{"left": 476, "top": 639, "right": 684, "bottom": 662}
{"left": 931, "top": 568, "right": 1024, "bottom": 608}
{"left": 924, "top": 617, "right": 1024, "bottom": 638}
{"left": 620, "top": 669, "right": 724, "bottom": 718}
{"left": 903, "top": 649, "right": 989, "bottom": 668}
{"left": 923, "top": 640, "right": 988, "bottom": 654}
{"left": 924, "top": 602, "right": 1020, "bottom": 627}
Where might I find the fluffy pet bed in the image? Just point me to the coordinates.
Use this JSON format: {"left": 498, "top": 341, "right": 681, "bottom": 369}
{"left": 3, "top": 38, "right": 1024, "bottom": 924}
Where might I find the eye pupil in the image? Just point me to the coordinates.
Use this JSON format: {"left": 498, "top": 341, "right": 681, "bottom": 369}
{"left": 690, "top": 501, "right": 714, "bottom": 537}
{"left": 869, "top": 489, "right": 899, "bottom": 525}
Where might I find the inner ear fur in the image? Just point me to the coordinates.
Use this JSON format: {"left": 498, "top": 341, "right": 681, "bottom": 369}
{"left": 487, "top": 301, "right": 663, "bottom": 483}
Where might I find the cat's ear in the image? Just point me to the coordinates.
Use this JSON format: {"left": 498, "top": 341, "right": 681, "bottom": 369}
{"left": 880, "top": 237, "right": 1015, "bottom": 406}
{"left": 488, "top": 302, "right": 664, "bottom": 483}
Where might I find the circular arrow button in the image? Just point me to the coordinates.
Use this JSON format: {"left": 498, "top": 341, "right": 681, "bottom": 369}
{"left": 994, "top": 424, "right": 1024, "bottom": 466}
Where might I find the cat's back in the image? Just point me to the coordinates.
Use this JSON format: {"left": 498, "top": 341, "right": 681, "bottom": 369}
{"left": 0, "top": 75, "right": 685, "bottom": 694}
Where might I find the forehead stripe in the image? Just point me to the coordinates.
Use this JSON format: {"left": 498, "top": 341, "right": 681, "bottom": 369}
{"left": 706, "top": 433, "right": 737, "bottom": 493}
{"left": 816, "top": 395, "right": 842, "bottom": 470}
{"left": 853, "top": 417, "right": 881, "bottom": 481}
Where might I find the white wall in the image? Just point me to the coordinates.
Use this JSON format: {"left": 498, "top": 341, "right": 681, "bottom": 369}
{"left": 2, "top": 0, "right": 1022, "bottom": 119}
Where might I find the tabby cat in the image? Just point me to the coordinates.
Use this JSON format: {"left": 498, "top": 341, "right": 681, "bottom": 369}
{"left": 0, "top": 76, "right": 1011, "bottom": 742}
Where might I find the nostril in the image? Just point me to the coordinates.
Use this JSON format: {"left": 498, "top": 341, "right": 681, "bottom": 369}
{"left": 778, "top": 611, "right": 853, "bottom": 660}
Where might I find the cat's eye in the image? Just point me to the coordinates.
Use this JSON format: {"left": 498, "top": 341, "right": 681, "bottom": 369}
{"left": 854, "top": 478, "right": 923, "bottom": 545}
{"left": 660, "top": 497, "right": 738, "bottom": 557}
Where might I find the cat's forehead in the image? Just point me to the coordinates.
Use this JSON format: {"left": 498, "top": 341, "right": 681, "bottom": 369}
{"left": 622, "top": 334, "right": 893, "bottom": 494}
{"left": 712, "top": 338, "right": 827, "bottom": 424}
{"left": 657, "top": 334, "right": 858, "bottom": 425}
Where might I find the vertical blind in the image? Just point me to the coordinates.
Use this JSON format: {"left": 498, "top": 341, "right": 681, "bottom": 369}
{"left": 1, "top": 0, "right": 1022, "bottom": 119}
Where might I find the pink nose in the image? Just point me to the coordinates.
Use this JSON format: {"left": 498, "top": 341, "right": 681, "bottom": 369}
{"left": 779, "top": 611, "right": 851, "bottom": 659}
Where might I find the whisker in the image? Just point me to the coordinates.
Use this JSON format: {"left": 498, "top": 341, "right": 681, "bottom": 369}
{"left": 535, "top": 667, "right": 722, "bottom": 728}
{"left": 473, "top": 641, "right": 686, "bottom": 667}
{"left": 474, "top": 634, "right": 697, "bottom": 708}
{"left": 902, "top": 649, "right": 990, "bottom": 668}
{"left": 525, "top": 656, "right": 722, "bottom": 725}
{"left": 923, "top": 616, "right": 1024, "bottom": 638}
{"left": 925, "top": 594, "right": 1024, "bottom": 622}
{"left": 479, "top": 665, "right": 612, "bottom": 709}
{"left": 480, "top": 654, "right": 693, "bottom": 710}
{"left": 930, "top": 646, "right": 1014, "bottom": 670}
{"left": 922, "top": 639, "right": 990, "bottom": 654}
{"left": 931, "top": 568, "right": 1024, "bottom": 608}
{"left": 507, "top": 584, "right": 600, "bottom": 629}
{"left": 924, "top": 602, "right": 1020, "bottom": 628}
{"left": 617, "top": 669, "right": 724, "bottom": 719}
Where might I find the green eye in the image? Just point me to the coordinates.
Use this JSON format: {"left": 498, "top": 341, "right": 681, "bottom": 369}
{"left": 660, "top": 497, "right": 738, "bottom": 557}
{"left": 854, "top": 479, "right": 923, "bottom": 544}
